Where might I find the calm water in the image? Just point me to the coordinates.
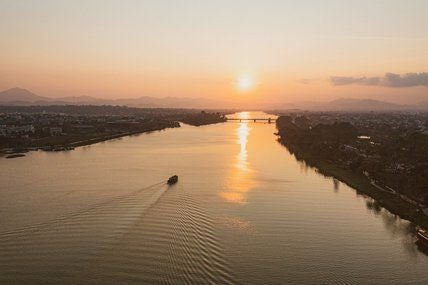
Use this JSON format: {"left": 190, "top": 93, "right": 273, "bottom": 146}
{"left": 0, "top": 111, "right": 427, "bottom": 284}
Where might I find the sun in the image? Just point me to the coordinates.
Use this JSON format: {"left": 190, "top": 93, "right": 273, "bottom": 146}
{"left": 236, "top": 74, "right": 254, "bottom": 93}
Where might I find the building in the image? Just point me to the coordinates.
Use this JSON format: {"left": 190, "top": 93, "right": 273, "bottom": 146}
{"left": 50, "top": 127, "right": 63, "bottom": 136}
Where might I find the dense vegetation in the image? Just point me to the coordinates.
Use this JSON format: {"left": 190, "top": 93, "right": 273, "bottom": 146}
{"left": 180, "top": 111, "right": 227, "bottom": 126}
{"left": 276, "top": 115, "right": 428, "bottom": 206}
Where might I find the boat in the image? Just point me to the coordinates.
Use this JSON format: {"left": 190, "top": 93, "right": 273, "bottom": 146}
{"left": 416, "top": 227, "right": 428, "bottom": 246}
{"left": 167, "top": 175, "right": 178, "bottom": 185}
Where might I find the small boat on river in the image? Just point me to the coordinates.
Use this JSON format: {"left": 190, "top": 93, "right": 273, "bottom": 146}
{"left": 167, "top": 175, "right": 178, "bottom": 185}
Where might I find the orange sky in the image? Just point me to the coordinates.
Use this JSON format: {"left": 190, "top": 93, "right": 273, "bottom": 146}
{"left": 0, "top": 0, "right": 427, "bottom": 105}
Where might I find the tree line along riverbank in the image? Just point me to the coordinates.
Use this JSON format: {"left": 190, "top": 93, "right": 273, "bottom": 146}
{"left": 275, "top": 114, "right": 428, "bottom": 228}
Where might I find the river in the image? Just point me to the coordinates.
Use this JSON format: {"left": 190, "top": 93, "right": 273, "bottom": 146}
{"left": 0, "top": 111, "right": 427, "bottom": 284}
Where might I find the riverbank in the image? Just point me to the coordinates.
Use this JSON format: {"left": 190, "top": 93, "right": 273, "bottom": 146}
{"left": 64, "top": 127, "right": 174, "bottom": 148}
{"left": 0, "top": 107, "right": 231, "bottom": 155}
{"left": 1, "top": 122, "right": 180, "bottom": 156}
{"left": 1, "top": 111, "right": 228, "bottom": 156}
{"left": 283, "top": 143, "right": 428, "bottom": 228}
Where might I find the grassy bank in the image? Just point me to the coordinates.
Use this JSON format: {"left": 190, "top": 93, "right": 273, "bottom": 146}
{"left": 285, "top": 144, "right": 428, "bottom": 228}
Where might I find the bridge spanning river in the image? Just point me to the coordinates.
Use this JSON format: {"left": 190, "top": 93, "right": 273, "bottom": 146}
{"left": 226, "top": 117, "right": 276, "bottom": 123}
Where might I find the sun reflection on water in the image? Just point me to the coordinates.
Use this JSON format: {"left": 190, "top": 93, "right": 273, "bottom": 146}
{"left": 220, "top": 112, "right": 257, "bottom": 204}
{"left": 236, "top": 122, "right": 249, "bottom": 171}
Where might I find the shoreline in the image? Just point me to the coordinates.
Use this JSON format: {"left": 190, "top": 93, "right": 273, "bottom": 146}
{"left": 282, "top": 142, "right": 428, "bottom": 228}
{"left": 65, "top": 126, "right": 176, "bottom": 148}
{"left": 0, "top": 125, "right": 179, "bottom": 156}
{"left": 1, "top": 118, "right": 228, "bottom": 157}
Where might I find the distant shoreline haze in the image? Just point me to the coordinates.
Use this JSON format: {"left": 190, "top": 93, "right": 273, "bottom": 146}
{"left": 1, "top": 87, "right": 428, "bottom": 111}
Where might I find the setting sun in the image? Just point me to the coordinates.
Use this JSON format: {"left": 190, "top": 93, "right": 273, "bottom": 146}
{"left": 236, "top": 75, "right": 254, "bottom": 93}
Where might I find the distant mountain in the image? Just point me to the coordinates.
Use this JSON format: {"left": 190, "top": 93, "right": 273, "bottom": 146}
{"left": 326, "top": 98, "right": 405, "bottom": 111}
{"left": 0, "top": 88, "right": 50, "bottom": 102}
{"left": 1, "top": 88, "right": 427, "bottom": 111}
{"left": 0, "top": 87, "right": 225, "bottom": 109}
{"left": 277, "top": 98, "right": 419, "bottom": 111}
{"left": 57, "top": 96, "right": 221, "bottom": 108}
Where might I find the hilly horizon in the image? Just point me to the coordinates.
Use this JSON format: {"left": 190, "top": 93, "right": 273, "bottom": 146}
{"left": 279, "top": 98, "right": 424, "bottom": 111}
{"left": 0, "top": 87, "right": 427, "bottom": 111}
{"left": 0, "top": 87, "right": 224, "bottom": 109}
{"left": 0, "top": 88, "right": 51, "bottom": 102}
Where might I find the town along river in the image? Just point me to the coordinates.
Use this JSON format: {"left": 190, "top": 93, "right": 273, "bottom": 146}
{"left": 0, "top": 111, "right": 427, "bottom": 284}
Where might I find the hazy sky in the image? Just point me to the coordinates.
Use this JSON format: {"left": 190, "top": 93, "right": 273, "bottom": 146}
{"left": 0, "top": 0, "right": 427, "bottom": 105}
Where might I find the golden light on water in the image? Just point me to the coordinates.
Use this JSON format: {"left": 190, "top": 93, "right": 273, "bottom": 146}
{"left": 236, "top": 112, "right": 251, "bottom": 170}
{"left": 236, "top": 122, "right": 250, "bottom": 171}
{"left": 237, "top": 111, "right": 250, "bottom": 120}
{"left": 220, "top": 112, "right": 257, "bottom": 204}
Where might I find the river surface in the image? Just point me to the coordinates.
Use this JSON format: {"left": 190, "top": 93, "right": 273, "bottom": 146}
{"left": 0, "top": 111, "right": 427, "bottom": 284}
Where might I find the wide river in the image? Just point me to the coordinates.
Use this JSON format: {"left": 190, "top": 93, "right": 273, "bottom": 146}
{"left": 0, "top": 111, "right": 427, "bottom": 284}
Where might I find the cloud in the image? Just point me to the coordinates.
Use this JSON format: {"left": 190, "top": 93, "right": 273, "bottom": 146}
{"left": 384, "top": 72, "right": 428, "bottom": 87}
{"left": 330, "top": 72, "right": 428, "bottom": 88}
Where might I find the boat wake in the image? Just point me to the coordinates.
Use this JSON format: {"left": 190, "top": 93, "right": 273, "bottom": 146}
{"left": 0, "top": 181, "right": 167, "bottom": 239}
{"left": 0, "top": 181, "right": 237, "bottom": 284}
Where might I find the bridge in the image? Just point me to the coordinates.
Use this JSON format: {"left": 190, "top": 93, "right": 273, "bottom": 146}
{"left": 227, "top": 117, "right": 276, "bottom": 123}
